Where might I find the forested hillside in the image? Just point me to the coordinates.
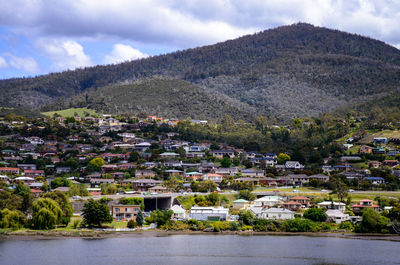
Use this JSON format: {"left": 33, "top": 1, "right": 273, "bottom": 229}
{"left": 1, "top": 23, "right": 400, "bottom": 120}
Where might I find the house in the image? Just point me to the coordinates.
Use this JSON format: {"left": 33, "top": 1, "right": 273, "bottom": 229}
{"left": 261, "top": 208, "right": 294, "bottom": 220}
{"left": 285, "top": 161, "right": 304, "bottom": 169}
{"left": 56, "top": 167, "right": 71, "bottom": 174}
{"left": 372, "top": 148, "right": 386, "bottom": 154}
{"left": 124, "top": 179, "right": 163, "bottom": 191}
{"left": 253, "top": 196, "right": 283, "bottom": 208}
{"left": 248, "top": 206, "right": 263, "bottom": 218}
{"left": 234, "top": 177, "right": 259, "bottom": 186}
{"left": 240, "top": 169, "right": 264, "bottom": 177}
{"left": 24, "top": 170, "right": 45, "bottom": 178}
{"left": 352, "top": 199, "right": 379, "bottom": 214}
{"left": 0, "top": 167, "right": 20, "bottom": 174}
{"left": 17, "top": 164, "right": 37, "bottom": 170}
{"left": 164, "top": 169, "right": 184, "bottom": 177}
{"left": 282, "top": 201, "right": 302, "bottom": 211}
{"left": 203, "top": 173, "right": 223, "bottom": 183}
{"left": 25, "top": 136, "right": 44, "bottom": 145}
{"left": 214, "top": 167, "right": 239, "bottom": 177}
{"left": 160, "top": 152, "right": 180, "bottom": 159}
{"left": 189, "top": 206, "right": 229, "bottom": 221}
{"left": 134, "top": 142, "right": 151, "bottom": 152}
{"left": 211, "top": 150, "right": 235, "bottom": 159}
{"left": 373, "top": 137, "right": 387, "bottom": 144}
{"left": 365, "top": 176, "right": 385, "bottom": 185}
{"left": 368, "top": 161, "right": 382, "bottom": 169}
{"left": 135, "top": 170, "right": 156, "bottom": 178}
{"left": 360, "top": 145, "right": 373, "bottom": 154}
{"left": 384, "top": 160, "right": 399, "bottom": 167}
{"left": 148, "top": 185, "right": 167, "bottom": 193}
{"left": 171, "top": 204, "right": 187, "bottom": 220}
{"left": 309, "top": 174, "right": 329, "bottom": 182}
{"left": 288, "top": 196, "right": 311, "bottom": 208}
{"left": 111, "top": 205, "right": 141, "bottom": 222}
{"left": 90, "top": 178, "right": 115, "bottom": 188}
{"left": 326, "top": 210, "right": 350, "bottom": 224}
{"left": 184, "top": 172, "right": 203, "bottom": 181}
{"left": 232, "top": 199, "right": 249, "bottom": 209}
{"left": 0, "top": 175, "right": 10, "bottom": 184}
{"left": 340, "top": 156, "right": 362, "bottom": 162}
{"left": 317, "top": 201, "right": 346, "bottom": 212}
{"left": 287, "top": 174, "right": 311, "bottom": 185}
{"left": 14, "top": 176, "right": 34, "bottom": 184}
{"left": 30, "top": 189, "right": 43, "bottom": 197}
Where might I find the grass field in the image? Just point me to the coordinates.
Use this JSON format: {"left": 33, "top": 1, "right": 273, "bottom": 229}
{"left": 359, "top": 129, "right": 400, "bottom": 144}
{"left": 42, "top": 107, "right": 100, "bottom": 118}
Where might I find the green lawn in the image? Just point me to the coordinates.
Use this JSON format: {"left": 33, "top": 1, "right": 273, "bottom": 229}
{"left": 42, "top": 107, "right": 100, "bottom": 118}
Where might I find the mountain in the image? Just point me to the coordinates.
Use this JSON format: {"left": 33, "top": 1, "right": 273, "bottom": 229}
{"left": 1, "top": 23, "right": 400, "bottom": 121}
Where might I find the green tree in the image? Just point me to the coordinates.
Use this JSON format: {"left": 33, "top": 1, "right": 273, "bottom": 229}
{"left": 236, "top": 190, "right": 256, "bottom": 201}
{"left": 238, "top": 209, "right": 255, "bottom": 226}
{"left": 87, "top": 157, "right": 105, "bottom": 172}
{"left": 50, "top": 177, "right": 72, "bottom": 189}
{"left": 146, "top": 210, "right": 173, "bottom": 227}
{"left": 43, "top": 191, "right": 73, "bottom": 226}
{"left": 277, "top": 153, "right": 291, "bottom": 164}
{"left": 13, "top": 184, "right": 33, "bottom": 213}
{"left": 119, "top": 197, "right": 144, "bottom": 210}
{"left": 0, "top": 208, "right": 25, "bottom": 229}
{"left": 101, "top": 183, "right": 117, "bottom": 195}
{"left": 220, "top": 157, "right": 232, "bottom": 168}
{"left": 129, "top": 151, "right": 141, "bottom": 162}
{"left": 31, "top": 198, "right": 63, "bottom": 230}
{"left": 303, "top": 208, "right": 327, "bottom": 222}
{"left": 330, "top": 177, "right": 348, "bottom": 202}
{"left": 358, "top": 208, "right": 390, "bottom": 233}
{"left": 82, "top": 199, "right": 113, "bottom": 227}
{"left": 136, "top": 210, "right": 144, "bottom": 226}
{"left": 232, "top": 157, "right": 240, "bottom": 166}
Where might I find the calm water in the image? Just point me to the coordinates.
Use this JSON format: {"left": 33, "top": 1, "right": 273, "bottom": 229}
{"left": 1, "top": 234, "right": 399, "bottom": 265}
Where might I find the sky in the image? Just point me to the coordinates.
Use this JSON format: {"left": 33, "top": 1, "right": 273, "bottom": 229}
{"left": 0, "top": 0, "right": 400, "bottom": 79}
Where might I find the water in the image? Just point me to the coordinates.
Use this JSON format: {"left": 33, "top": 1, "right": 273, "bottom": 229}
{"left": 1, "top": 234, "right": 399, "bottom": 265}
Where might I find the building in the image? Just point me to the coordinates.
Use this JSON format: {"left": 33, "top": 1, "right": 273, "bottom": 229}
{"left": 111, "top": 205, "right": 141, "bottom": 222}
{"left": 285, "top": 161, "right": 304, "bottom": 169}
{"left": 189, "top": 206, "right": 229, "bottom": 221}
{"left": 261, "top": 208, "right": 294, "bottom": 220}
{"left": 203, "top": 173, "right": 223, "bottom": 183}
{"left": 352, "top": 199, "right": 379, "bottom": 214}
{"left": 171, "top": 204, "right": 187, "bottom": 220}
{"left": 232, "top": 199, "right": 249, "bottom": 209}
{"left": 326, "top": 210, "right": 350, "bottom": 224}
{"left": 317, "top": 201, "right": 346, "bottom": 212}
{"left": 211, "top": 150, "right": 235, "bottom": 159}
{"left": 253, "top": 196, "right": 283, "bottom": 208}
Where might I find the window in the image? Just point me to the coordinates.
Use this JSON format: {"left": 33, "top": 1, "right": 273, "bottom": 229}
{"left": 115, "top": 208, "right": 120, "bottom": 212}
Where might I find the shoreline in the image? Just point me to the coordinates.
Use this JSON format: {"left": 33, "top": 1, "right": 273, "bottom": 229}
{"left": 1, "top": 229, "right": 399, "bottom": 242}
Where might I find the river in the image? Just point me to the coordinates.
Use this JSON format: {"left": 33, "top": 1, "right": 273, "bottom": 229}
{"left": 1, "top": 234, "right": 399, "bottom": 265}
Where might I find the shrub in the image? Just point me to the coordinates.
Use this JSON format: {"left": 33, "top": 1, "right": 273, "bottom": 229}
{"left": 303, "top": 208, "right": 327, "bottom": 222}
{"left": 339, "top": 221, "right": 354, "bottom": 231}
{"left": 0, "top": 209, "right": 25, "bottom": 230}
{"left": 127, "top": 220, "right": 138, "bottom": 228}
{"left": 282, "top": 218, "right": 317, "bottom": 232}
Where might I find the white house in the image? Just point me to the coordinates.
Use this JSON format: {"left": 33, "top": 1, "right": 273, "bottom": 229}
{"left": 189, "top": 206, "right": 229, "bottom": 221}
{"left": 317, "top": 201, "right": 346, "bottom": 212}
{"left": 171, "top": 205, "right": 187, "bottom": 220}
{"left": 326, "top": 209, "right": 350, "bottom": 224}
{"left": 253, "top": 196, "right": 283, "bottom": 208}
{"left": 285, "top": 161, "right": 304, "bottom": 169}
{"left": 261, "top": 208, "right": 294, "bottom": 220}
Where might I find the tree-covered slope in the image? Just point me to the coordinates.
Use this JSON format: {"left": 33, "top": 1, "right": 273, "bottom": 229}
{"left": 1, "top": 23, "right": 400, "bottom": 120}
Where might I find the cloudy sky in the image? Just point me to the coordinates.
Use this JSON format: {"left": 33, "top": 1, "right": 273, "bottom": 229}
{"left": 0, "top": 0, "right": 399, "bottom": 79}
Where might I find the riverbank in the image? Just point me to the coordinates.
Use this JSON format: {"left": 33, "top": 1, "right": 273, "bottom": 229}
{"left": 1, "top": 229, "right": 399, "bottom": 242}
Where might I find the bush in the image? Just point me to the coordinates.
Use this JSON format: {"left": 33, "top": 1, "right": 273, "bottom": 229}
{"left": 282, "top": 218, "right": 317, "bottom": 232}
{"left": 357, "top": 208, "right": 391, "bottom": 233}
{"left": 303, "top": 208, "right": 327, "bottom": 222}
{"left": 339, "top": 221, "right": 354, "bottom": 231}
{"left": 0, "top": 209, "right": 25, "bottom": 230}
{"left": 127, "top": 220, "right": 138, "bottom": 228}
{"left": 72, "top": 219, "right": 81, "bottom": 229}
{"left": 119, "top": 197, "right": 145, "bottom": 210}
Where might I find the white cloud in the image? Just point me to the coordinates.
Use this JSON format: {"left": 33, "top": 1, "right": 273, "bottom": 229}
{"left": 5, "top": 54, "right": 39, "bottom": 73}
{"left": 104, "top": 44, "right": 148, "bottom": 64}
{"left": 0, "top": 56, "right": 8, "bottom": 68}
{"left": 37, "top": 39, "right": 92, "bottom": 70}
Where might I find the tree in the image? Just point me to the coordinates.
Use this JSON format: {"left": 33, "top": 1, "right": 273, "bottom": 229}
{"left": 146, "top": 210, "right": 173, "bottom": 226}
{"left": 31, "top": 198, "right": 63, "bottom": 230}
{"left": 303, "top": 208, "right": 327, "bottom": 222}
{"left": 358, "top": 208, "right": 390, "bottom": 233}
{"left": 129, "top": 151, "right": 141, "bottom": 162}
{"left": 232, "top": 157, "right": 240, "bottom": 166}
{"left": 330, "top": 177, "right": 348, "bottom": 202}
{"left": 50, "top": 177, "right": 72, "bottom": 189}
{"left": 277, "top": 153, "right": 291, "bottom": 164}
{"left": 127, "top": 219, "right": 138, "bottom": 228}
{"left": 43, "top": 191, "right": 73, "bottom": 226}
{"left": 236, "top": 190, "right": 256, "bottom": 201}
{"left": 238, "top": 209, "right": 255, "bottom": 226}
{"left": 136, "top": 210, "right": 144, "bottom": 226}
{"left": 87, "top": 157, "right": 105, "bottom": 172}
{"left": 82, "top": 199, "right": 112, "bottom": 227}
{"left": 119, "top": 197, "right": 144, "bottom": 210}
{"left": 220, "top": 157, "right": 232, "bottom": 168}
{"left": 69, "top": 183, "right": 89, "bottom": 197}
{"left": 0, "top": 208, "right": 25, "bottom": 229}
{"left": 101, "top": 183, "right": 117, "bottom": 195}
{"left": 0, "top": 189, "right": 23, "bottom": 211}
{"left": 13, "top": 184, "right": 33, "bottom": 213}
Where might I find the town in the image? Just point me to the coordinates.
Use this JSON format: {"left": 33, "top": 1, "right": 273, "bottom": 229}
{"left": 0, "top": 111, "right": 399, "bottom": 234}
